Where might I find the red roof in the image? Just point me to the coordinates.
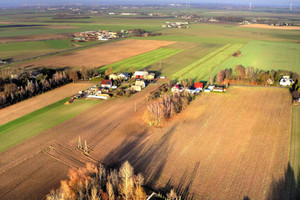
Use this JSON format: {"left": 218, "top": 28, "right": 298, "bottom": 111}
{"left": 101, "top": 80, "right": 112, "bottom": 85}
{"left": 194, "top": 82, "right": 203, "bottom": 89}
{"left": 173, "top": 84, "right": 180, "bottom": 89}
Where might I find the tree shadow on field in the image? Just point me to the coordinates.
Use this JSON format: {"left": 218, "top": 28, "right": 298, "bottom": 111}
{"left": 161, "top": 162, "right": 200, "bottom": 200}
{"left": 267, "top": 162, "right": 299, "bottom": 200}
{"left": 103, "top": 125, "right": 177, "bottom": 186}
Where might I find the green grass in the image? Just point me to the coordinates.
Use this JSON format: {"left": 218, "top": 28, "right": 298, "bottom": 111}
{"left": 0, "top": 98, "right": 99, "bottom": 152}
{"left": 99, "top": 48, "right": 184, "bottom": 73}
{"left": 172, "top": 43, "right": 245, "bottom": 81}
{"left": 220, "top": 41, "right": 300, "bottom": 73}
{"left": 290, "top": 106, "right": 300, "bottom": 197}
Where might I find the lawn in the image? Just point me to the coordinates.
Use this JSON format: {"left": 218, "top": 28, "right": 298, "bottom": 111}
{"left": 0, "top": 98, "right": 99, "bottom": 152}
{"left": 99, "top": 48, "right": 184, "bottom": 73}
{"left": 220, "top": 41, "right": 300, "bottom": 73}
{"left": 171, "top": 43, "right": 245, "bottom": 81}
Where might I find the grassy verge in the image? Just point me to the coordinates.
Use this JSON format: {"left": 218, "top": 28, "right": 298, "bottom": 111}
{"left": 290, "top": 105, "right": 300, "bottom": 198}
{"left": 0, "top": 98, "right": 99, "bottom": 152}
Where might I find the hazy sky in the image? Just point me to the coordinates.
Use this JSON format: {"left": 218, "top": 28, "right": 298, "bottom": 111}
{"left": 0, "top": 0, "right": 299, "bottom": 7}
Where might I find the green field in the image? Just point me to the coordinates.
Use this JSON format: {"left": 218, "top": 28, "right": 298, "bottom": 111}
{"left": 171, "top": 43, "right": 244, "bottom": 81}
{"left": 290, "top": 106, "right": 300, "bottom": 198}
{"left": 0, "top": 39, "right": 102, "bottom": 60}
{"left": 0, "top": 98, "right": 99, "bottom": 152}
{"left": 99, "top": 48, "right": 184, "bottom": 73}
{"left": 220, "top": 41, "right": 300, "bottom": 73}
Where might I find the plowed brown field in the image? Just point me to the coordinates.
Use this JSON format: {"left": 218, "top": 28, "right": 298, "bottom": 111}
{"left": 22, "top": 39, "right": 176, "bottom": 68}
{"left": 239, "top": 24, "right": 300, "bottom": 30}
{"left": 0, "top": 82, "right": 94, "bottom": 125}
{"left": 0, "top": 86, "right": 292, "bottom": 200}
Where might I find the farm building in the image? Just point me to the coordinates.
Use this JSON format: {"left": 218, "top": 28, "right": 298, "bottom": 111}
{"left": 134, "top": 71, "right": 149, "bottom": 79}
{"left": 101, "top": 80, "right": 112, "bottom": 88}
{"left": 135, "top": 80, "right": 146, "bottom": 88}
{"left": 279, "top": 76, "right": 293, "bottom": 86}
{"left": 213, "top": 86, "right": 227, "bottom": 92}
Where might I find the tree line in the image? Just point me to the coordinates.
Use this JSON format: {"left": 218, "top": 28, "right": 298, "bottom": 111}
{"left": 46, "top": 161, "right": 180, "bottom": 200}
{"left": 0, "top": 67, "right": 99, "bottom": 109}
{"left": 215, "top": 65, "right": 300, "bottom": 86}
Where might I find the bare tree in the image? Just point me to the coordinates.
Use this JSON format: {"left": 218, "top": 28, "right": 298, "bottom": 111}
{"left": 216, "top": 70, "right": 225, "bottom": 84}
{"left": 209, "top": 76, "right": 214, "bottom": 85}
{"left": 119, "top": 161, "right": 134, "bottom": 200}
{"left": 107, "top": 181, "right": 115, "bottom": 200}
{"left": 69, "top": 71, "right": 79, "bottom": 82}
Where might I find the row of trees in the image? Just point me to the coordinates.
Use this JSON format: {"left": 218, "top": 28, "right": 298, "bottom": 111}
{"left": 146, "top": 92, "right": 193, "bottom": 126}
{"left": 0, "top": 67, "right": 99, "bottom": 108}
{"left": 214, "top": 65, "right": 300, "bottom": 85}
{"left": 47, "top": 161, "right": 146, "bottom": 200}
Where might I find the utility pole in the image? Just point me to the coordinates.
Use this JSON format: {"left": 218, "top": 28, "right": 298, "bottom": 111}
{"left": 78, "top": 136, "right": 82, "bottom": 149}
{"left": 84, "top": 140, "right": 88, "bottom": 154}
{"left": 290, "top": 3, "right": 293, "bottom": 11}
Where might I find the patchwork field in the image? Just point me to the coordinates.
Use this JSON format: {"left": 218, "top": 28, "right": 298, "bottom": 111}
{"left": 172, "top": 43, "right": 244, "bottom": 81}
{"left": 220, "top": 41, "right": 300, "bottom": 73}
{"left": 99, "top": 47, "right": 183, "bottom": 73}
{"left": 0, "top": 82, "right": 94, "bottom": 126}
{"left": 19, "top": 39, "right": 176, "bottom": 68}
{"left": 0, "top": 86, "right": 292, "bottom": 200}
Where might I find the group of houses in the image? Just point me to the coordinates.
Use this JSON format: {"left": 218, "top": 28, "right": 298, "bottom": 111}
{"left": 0, "top": 58, "right": 13, "bottom": 65}
{"left": 85, "top": 70, "right": 155, "bottom": 100}
{"left": 171, "top": 82, "right": 227, "bottom": 94}
{"left": 162, "top": 21, "right": 190, "bottom": 28}
{"left": 72, "top": 30, "right": 118, "bottom": 42}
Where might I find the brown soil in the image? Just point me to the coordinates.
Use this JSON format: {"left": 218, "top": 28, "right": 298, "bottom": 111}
{"left": 239, "top": 24, "right": 300, "bottom": 30}
{"left": 19, "top": 39, "right": 176, "bottom": 68}
{"left": 0, "top": 83, "right": 94, "bottom": 126}
{"left": 0, "top": 86, "right": 292, "bottom": 200}
{"left": 0, "top": 33, "right": 71, "bottom": 44}
{"left": 0, "top": 22, "right": 12, "bottom": 24}
{"left": 48, "top": 26, "right": 78, "bottom": 29}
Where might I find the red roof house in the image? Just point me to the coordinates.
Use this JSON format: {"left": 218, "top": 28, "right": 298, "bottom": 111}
{"left": 101, "top": 80, "right": 112, "bottom": 88}
{"left": 194, "top": 82, "right": 203, "bottom": 89}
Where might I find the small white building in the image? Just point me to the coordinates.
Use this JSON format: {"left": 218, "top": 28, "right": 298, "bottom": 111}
{"left": 279, "top": 76, "right": 293, "bottom": 86}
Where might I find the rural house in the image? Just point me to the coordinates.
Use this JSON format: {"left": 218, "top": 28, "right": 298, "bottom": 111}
{"left": 194, "top": 82, "right": 204, "bottom": 90}
{"left": 134, "top": 71, "right": 149, "bottom": 79}
{"left": 171, "top": 84, "right": 183, "bottom": 93}
{"left": 118, "top": 73, "right": 129, "bottom": 80}
{"left": 135, "top": 80, "right": 146, "bottom": 88}
{"left": 279, "top": 76, "right": 293, "bottom": 86}
{"left": 109, "top": 74, "right": 118, "bottom": 80}
{"left": 131, "top": 85, "right": 142, "bottom": 92}
{"left": 145, "top": 73, "right": 156, "bottom": 81}
{"left": 101, "top": 80, "right": 112, "bottom": 88}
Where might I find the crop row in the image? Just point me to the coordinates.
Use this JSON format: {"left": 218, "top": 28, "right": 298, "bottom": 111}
{"left": 100, "top": 48, "right": 183, "bottom": 73}
{"left": 172, "top": 43, "right": 244, "bottom": 81}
